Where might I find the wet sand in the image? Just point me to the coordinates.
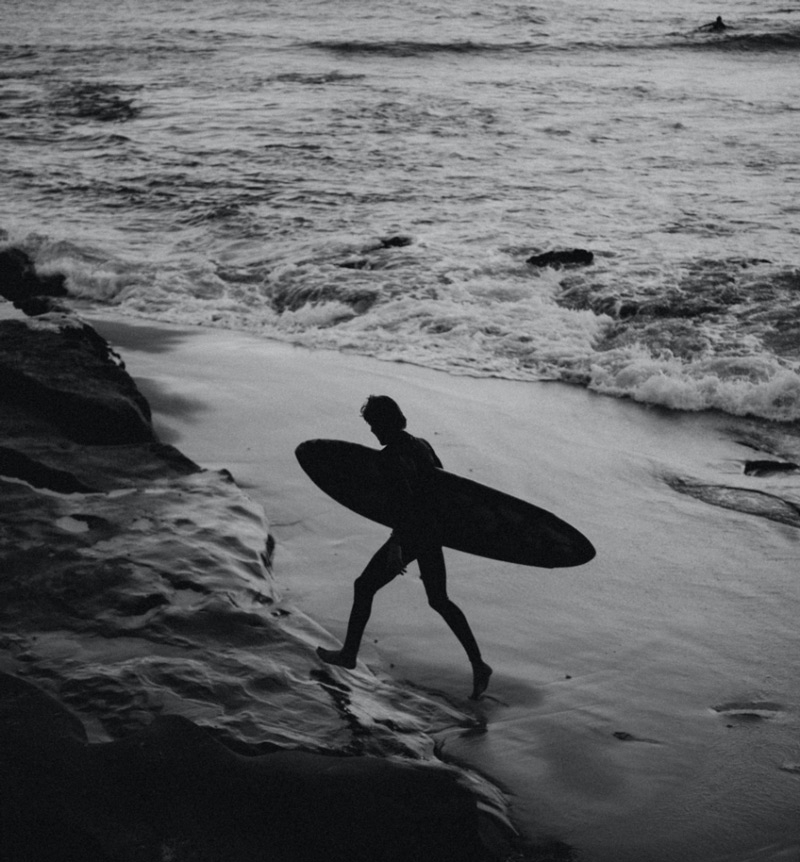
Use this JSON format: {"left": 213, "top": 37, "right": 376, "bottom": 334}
{"left": 88, "top": 312, "right": 800, "bottom": 862}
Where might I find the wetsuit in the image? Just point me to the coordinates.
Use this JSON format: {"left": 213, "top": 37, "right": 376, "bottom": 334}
{"left": 338, "top": 431, "right": 482, "bottom": 666}
{"left": 381, "top": 430, "right": 442, "bottom": 553}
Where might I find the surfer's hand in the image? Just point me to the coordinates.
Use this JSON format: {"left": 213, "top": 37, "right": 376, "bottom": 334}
{"left": 386, "top": 542, "right": 406, "bottom": 576}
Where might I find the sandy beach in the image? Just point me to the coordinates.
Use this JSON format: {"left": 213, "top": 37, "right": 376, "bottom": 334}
{"left": 85, "top": 312, "right": 800, "bottom": 862}
{"left": 4, "top": 0, "right": 800, "bottom": 855}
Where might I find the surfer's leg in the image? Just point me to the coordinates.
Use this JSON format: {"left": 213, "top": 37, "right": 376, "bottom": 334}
{"left": 419, "top": 547, "right": 481, "bottom": 662}
{"left": 318, "top": 541, "right": 401, "bottom": 668}
{"left": 420, "top": 547, "right": 492, "bottom": 699}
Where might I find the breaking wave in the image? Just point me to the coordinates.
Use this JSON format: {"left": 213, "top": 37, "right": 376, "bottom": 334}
{"left": 10, "top": 234, "right": 800, "bottom": 423}
{"left": 303, "top": 39, "right": 546, "bottom": 57}
{"left": 304, "top": 27, "right": 800, "bottom": 59}
{"left": 694, "top": 28, "right": 800, "bottom": 53}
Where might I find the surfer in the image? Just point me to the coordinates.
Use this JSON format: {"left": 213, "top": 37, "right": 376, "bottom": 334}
{"left": 316, "top": 395, "right": 493, "bottom": 700}
{"left": 698, "top": 15, "right": 727, "bottom": 32}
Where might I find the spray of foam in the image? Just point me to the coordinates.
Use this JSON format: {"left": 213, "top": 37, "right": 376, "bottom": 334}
{"left": 589, "top": 347, "right": 800, "bottom": 422}
{"left": 12, "top": 233, "right": 800, "bottom": 423}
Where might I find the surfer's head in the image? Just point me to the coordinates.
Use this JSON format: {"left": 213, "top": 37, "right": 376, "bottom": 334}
{"left": 361, "top": 395, "right": 406, "bottom": 442}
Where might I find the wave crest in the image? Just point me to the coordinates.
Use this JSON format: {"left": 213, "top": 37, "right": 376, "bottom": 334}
{"left": 590, "top": 348, "right": 800, "bottom": 421}
{"left": 303, "top": 39, "right": 542, "bottom": 57}
{"left": 12, "top": 236, "right": 800, "bottom": 423}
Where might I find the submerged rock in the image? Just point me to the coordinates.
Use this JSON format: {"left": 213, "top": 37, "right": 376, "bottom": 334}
{"left": 379, "top": 235, "right": 413, "bottom": 249}
{"left": 50, "top": 80, "right": 142, "bottom": 122}
{"left": 666, "top": 475, "right": 800, "bottom": 528}
{"left": 527, "top": 249, "right": 594, "bottom": 269}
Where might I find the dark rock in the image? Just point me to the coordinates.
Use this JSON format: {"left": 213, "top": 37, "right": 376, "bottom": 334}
{"left": 0, "top": 446, "right": 98, "bottom": 493}
{"left": 0, "top": 316, "right": 155, "bottom": 445}
{"left": 0, "top": 248, "right": 67, "bottom": 308}
{"left": 0, "top": 311, "right": 198, "bottom": 487}
{"left": 744, "top": 460, "right": 799, "bottom": 477}
{"left": 0, "top": 673, "right": 484, "bottom": 862}
{"left": 618, "top": 300, "right": 640, "bottom": 319}
{"left": 335, "top": 237, "right": 413, "bottom": 270}
{"left": 379, "top": 236, "right": 413, "bottom": 249}
{"left": 527, "top": 249, "right": 594, "bottom": 269}
{"left": 0, "top": 431, "right": 198, "bottom": 492}
{"left": 15, "top": 295, "right": 70, "bottom": 317}
{"left": 51, "top": 81, "right": 141, "bottom": 123}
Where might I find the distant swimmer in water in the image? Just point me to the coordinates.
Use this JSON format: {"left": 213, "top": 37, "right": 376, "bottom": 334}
{"left": 698, "top": 15, "right": 727, "bottom": 32}
{"left": 316, "top": 395, "right": 493, "bottom": 700}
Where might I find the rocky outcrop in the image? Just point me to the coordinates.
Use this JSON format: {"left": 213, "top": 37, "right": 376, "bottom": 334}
{"left": 0, "top": 248, "right": 68, "bottom": 314}
{"left": 0, "top": 674, "right": 482, "bottom": 862}
{"left": 0, "top": 306, "right": 199, "bottom": 490}
{"left": 0, "top": 302, "right": 519, "bottom": 862}
{"left": 0, "top": 445, "right": 99, "bottom": 493}
{"left": 0, "top": 315, "right": 156, "bottom": 445}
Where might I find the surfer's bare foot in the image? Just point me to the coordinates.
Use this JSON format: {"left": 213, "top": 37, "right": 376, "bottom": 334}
{"left": 469, "top": 662, "right": 493, "bottom": 700}
{"left": 316, "top": 647, "right": 357, "bottom": 669}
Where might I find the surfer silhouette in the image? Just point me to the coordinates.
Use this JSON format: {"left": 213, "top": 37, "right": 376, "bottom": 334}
{"left": 316, "top": 395, "right": 493, "bottom": 700}
{"left": 698, "top": 15, "right": 727, "bottom": 32}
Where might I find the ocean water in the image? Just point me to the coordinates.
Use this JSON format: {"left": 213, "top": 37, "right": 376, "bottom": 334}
{"left": 3, "top": 0, "right": 800, "bottom": 420}
{"left": 4, "top": 1, "right": 800, "bottom": 860}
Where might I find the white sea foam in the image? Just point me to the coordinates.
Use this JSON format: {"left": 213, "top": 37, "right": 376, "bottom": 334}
{"left": 18, "top": 230, "right": 800, "bottom": 422}
{"left": 589, "top": 347, "right": 800, "bottom": 421}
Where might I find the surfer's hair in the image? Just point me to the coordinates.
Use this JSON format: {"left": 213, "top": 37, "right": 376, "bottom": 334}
{"left": 361, "top": 395, "right": 407, "bottom": 430}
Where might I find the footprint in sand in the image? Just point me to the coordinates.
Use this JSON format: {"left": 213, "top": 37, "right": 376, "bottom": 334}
{"left": 712, "top": 701, "right": 784, "bottom": 722}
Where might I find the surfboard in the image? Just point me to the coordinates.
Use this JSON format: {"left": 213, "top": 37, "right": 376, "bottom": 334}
{"left": 295, "top": 439, "right": 595, "bottom": 568}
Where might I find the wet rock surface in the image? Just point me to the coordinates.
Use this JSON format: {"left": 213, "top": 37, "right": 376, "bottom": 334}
{"left": 0, "top": 673, "right": 483, "bottom": 862}
{"left": 0, "top": 315, "right": 155, "bottom": 445}
{"left": 0, "top": 302, "right": 521, "bottom": 862}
